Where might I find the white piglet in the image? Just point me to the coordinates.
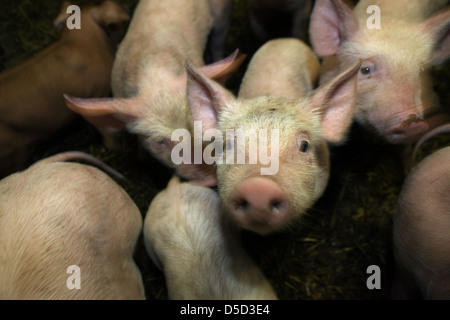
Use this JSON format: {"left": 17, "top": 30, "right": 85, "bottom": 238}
{"left": 0, "top": 153, "right": 145, "bottom": 300}
{"left": 310, "top": 0, "right": 450, "bottom": 144}
{"left": 64, "top": 0, "right": 243, "bottom": 187}
{"left": 143, "top": 176, "right": 278, "bottom": 300}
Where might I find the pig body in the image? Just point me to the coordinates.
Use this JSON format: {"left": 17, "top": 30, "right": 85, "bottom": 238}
{"left": 392, "top": 146, "right": 450, "bottom": 299}
{"left": 0, "top": 1, "right": 130, "bottom": 177}
{"left": 239, "top": 38, "right": 319, "bottom": 99}
{"left": 64, "top": 0, "right": 243, "bottom": 187}
{"left": 0, "top": 154, "right": 145, "bottom": 300}
{"left": 143, "top": 176, "right": 277, "bottom": 300}
{"left": 310, "top": 0, "right": 450, "bottom": 144}
{"left": 185, "top": 38, "right": 361, "bottom": 234}
{"left": 248, "top": 0, "right": 313, "bottom": 42}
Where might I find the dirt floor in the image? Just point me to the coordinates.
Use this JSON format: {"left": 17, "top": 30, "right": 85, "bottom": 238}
{"left": 1, "top": 0, "right": 449, "bottom": 300}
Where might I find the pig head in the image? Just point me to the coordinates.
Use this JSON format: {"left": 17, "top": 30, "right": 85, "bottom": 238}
{"left": 184, "top": 59, "right": 361, "bottom": 235}
{"left": 310, "top": 0, "right": 450, "bottom": 144}
{"left": 64, "top": 52, "right": 244, "bottom": 187}
{"left": 63, "top": 0, "right": 245, "bottom": 187}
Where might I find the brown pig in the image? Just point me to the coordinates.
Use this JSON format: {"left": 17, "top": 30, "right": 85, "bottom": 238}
{"left": 392, "top": 141, "right": 450, "bottom": 299}
{"left": 0, "top": 152, "right": 145, "bottom": 299}
{"left": 64, "top": 0, "right": 244, "bottom": 187}
{"left": 184, "top": 46, "right": 361, "bottom": 235}
{"left": 309, "top": 0, "right": 450, "bottom": 144}
{"left": 0, "top": 1, "right": 130, "bottom": 177}
{"left": 143, "top": 176, "right": 278, "bottom": 300}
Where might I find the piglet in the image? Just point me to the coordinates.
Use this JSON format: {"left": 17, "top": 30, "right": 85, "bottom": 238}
{"left": 0, "top": 1, "right": 130, "bottom": 177}
{"left": 144, "top": 176, "right": 277, "bottom": 300}
{"left": 392, "top": 138, "right": 450, "bottom": 299}
{"left": 184, "top": 42, "right": 361, "bottom": 235}
{"left": 64, "top": 0, "right": 244, "bottom": 187}
{"left": 0, "top": 152, "right": 145, "bottom": 300}
{"left": 310, "top": 0, "right": 450, "bottom": 144}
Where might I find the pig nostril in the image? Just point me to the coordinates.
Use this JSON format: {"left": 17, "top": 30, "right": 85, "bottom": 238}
{"left": 391, "top": 128, "right": 405, "bottom": 135}
{"left": 270, "top": 200, "right": 282, "bottom": 212}
{"left": 234, "top": 199, "right": 249, "bottom": 211}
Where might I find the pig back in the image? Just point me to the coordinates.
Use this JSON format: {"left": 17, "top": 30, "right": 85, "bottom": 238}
{"left": 110, "top": 0, "right": 212, "bottom": 98}
{"left": 239, "top": 38, "right": 319, "bottom": 100}
{"left": 0, "top": 162, "right": 144, "bottom": 299}
{"left": 393, "top": 147, "right": 450, "bottom": 299}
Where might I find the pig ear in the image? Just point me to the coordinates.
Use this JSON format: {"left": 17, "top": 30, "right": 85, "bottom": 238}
{"left": 199, "top": 49, "right": 247, "bottom": 84}
{"left": 63, "top": 94, "right": 141, "bottom": 133}
{"left": 90, "top": 0, "right": 131, "bottom": 25}
{"left": 89, "top": 1, "right": 131, "bottom": 47}
{"left": 419, "top": 7, "right": 450, "bottom": 65}
{"left": 185, "top": 60, "right": 236, "bottom": 132}
{"left": 167, "top": 175, "right": 182, "bottom": 189}
{"left": 171, "top": 50, "right": 245, "bottom": 100}
{"left": 53, "top": 1, "right": 73, "bottom": 29}
{"left": 309, "top": 0, "right": 359, "bottom": 56}
{"left": 310, "top": 60, "right": 362, "bottom": 143}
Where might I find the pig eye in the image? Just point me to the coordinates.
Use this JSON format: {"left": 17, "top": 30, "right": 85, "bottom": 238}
{"left": 156, "top": 138, "right": 166, "bottom": 146}
{"left": 360, "top": 66, "right": 371, "bottom": 75}
{"left": 360, "top": 63, "right": 376, "bottom": 76}
{"left": 151, "top": 137, "right": 169, "bottom": 150}
{"left": 299, "top": 140, "right": 310, "bottom": 153}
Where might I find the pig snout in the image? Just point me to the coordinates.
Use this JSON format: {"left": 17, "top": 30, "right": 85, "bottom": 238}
{"left": 228, "top": 177, "right": 292, "bottom": 235}
{"left": 386, "top": 116, "right": 430, "bottom": 144}
{"left": 383, "top": 111, "right": 450, "bottom": 144}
